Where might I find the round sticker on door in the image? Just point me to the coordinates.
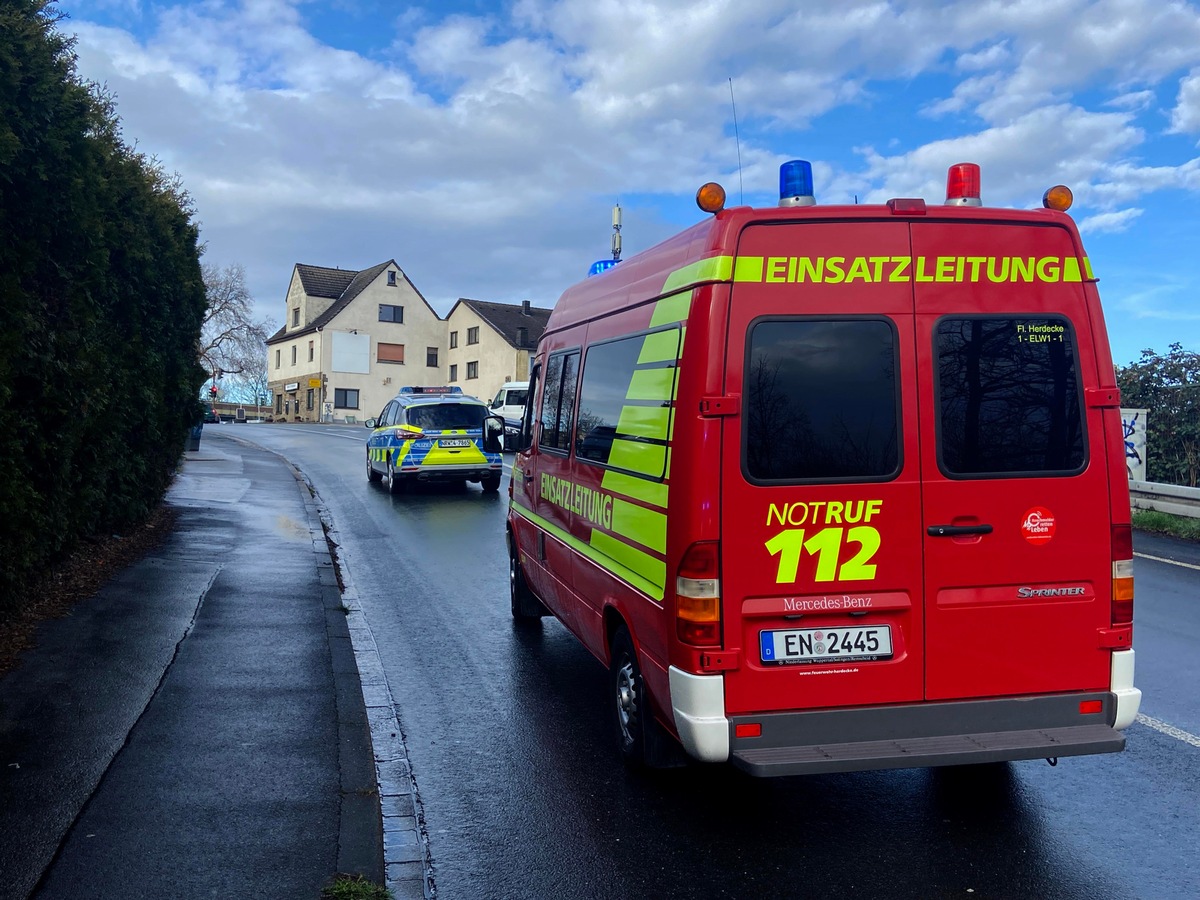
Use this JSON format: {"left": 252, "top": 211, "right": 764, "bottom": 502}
{"left": 1021, "top": 507, "right": 1056, "bottom": 545}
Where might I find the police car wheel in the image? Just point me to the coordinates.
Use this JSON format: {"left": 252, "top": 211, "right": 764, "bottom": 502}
{"left": 481, "top": 473, "right": 502, "bottom": 493}
{"left": 367, "top": 454, "right": 382, "bottom": 483}
{"left": 387, "top": 463, "right": 407, "bottom": 495}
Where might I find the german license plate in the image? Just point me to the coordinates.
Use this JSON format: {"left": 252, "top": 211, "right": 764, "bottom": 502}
{"left": 760, "top": 625, "right": 893, "bottom": 665}
{"left": 438, "top": 439, "right": 471, "bottom": 448}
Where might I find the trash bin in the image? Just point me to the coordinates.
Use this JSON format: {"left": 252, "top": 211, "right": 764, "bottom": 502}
{"left": 188, "top": 423, "right": 203, "bottom": 451}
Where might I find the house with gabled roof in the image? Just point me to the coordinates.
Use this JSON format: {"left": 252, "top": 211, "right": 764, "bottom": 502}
{"left": 444, "top": 298, "right": 552, "bottom": 406}
{"left": 265, "top": 260, "right": 445, "bottom": 422}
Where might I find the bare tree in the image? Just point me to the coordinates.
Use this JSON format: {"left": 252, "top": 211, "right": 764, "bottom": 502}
{"left": 198, "top": 262, "right": 273, "bottom": 392}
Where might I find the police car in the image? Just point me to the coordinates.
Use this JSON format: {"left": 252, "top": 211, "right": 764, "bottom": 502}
{"left": 365, "top": 386, "right": 505, "bottom": 494}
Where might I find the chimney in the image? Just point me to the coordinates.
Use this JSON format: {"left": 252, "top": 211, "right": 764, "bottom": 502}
{"left": 521, "top": 299, "right": 531, "bottom": 316}
{"left": 516, "top": 326, "right": 528, "bottom": 347}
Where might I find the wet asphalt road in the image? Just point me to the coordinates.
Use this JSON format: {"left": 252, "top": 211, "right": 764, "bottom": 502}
{"left": 218, "top": 423, "right": 1200, "bottom": 899}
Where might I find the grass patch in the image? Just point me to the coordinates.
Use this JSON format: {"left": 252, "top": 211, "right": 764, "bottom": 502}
{"left": 1132, "top": 509, "right": 1200, "bottom": 542}
{"left": 321, "top": 873, "right": 392, "bottom": 900}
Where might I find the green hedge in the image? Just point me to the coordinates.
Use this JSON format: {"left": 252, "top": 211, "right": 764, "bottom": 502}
{"left": 0, "top": 1, "right": 207, "bottom": 617}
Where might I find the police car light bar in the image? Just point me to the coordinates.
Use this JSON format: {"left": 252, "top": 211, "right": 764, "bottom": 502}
{"left": 945, "top": 162, "right": 983, "bottom": 206}
{"left": 399, "top": 386, "right": 463, "bottom": 394}
{"left": 588, "top": 259, "right": 621, "bottom": 277}
{"left": 779, "top": 160, "right": 816, "bottom": 207}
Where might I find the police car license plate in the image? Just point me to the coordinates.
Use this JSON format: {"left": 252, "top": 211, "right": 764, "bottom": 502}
{"left": 438, "top": 439, "right": 471, "bottom": 447}
{"left": 760, "top": 625, "right": 892, "bottom": 665}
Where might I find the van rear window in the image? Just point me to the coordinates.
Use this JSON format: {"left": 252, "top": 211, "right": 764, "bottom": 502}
{"left": 936, "top": 316, "right": 1085, "bottom": 476}
{"left": 745, "top": 319, "right": 899, "bottom": 482}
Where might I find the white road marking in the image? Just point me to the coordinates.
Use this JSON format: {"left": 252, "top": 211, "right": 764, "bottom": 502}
{"left": 1134, "top": 551, "right": 1200, "bottom": 571}
{"left": 1136, "top": 714, "right": 1200, "bottom": 749}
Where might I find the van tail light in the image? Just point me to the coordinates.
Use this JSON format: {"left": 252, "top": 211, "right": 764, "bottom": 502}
{"left": 1111, "top": 524, "right": 1134, "bottom": 627}
{"left": 676, "top": 541, "right": 721, "bottom": 647}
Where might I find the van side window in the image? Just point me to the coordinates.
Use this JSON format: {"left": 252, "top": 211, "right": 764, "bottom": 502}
{"left": 576, "top": 329, "right": 679, "bottom": 474}
{"left": 745, "top": 319, "right": 899, "bottom": 482}
{"left": 539, "top": 350, "right": 580, "bottom": 454}
{"left": 936, "top": 316, "right": 1085, "bottom": 475}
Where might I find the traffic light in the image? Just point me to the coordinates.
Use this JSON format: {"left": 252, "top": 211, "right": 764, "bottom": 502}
{"left": 210, "top": 385, "right": 218, "bottom": 396}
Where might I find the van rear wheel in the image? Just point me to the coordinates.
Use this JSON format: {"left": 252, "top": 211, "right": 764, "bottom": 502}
{"left": 610, "top": 627, "right": 650, "bottom": 766}
{"left": 509, "top": 545, "right": 544, "bottom": 621}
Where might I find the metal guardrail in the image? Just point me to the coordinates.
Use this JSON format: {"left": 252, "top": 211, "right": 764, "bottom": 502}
{"left": 1130, "top": 480, "right": 1200, "bottom": 519}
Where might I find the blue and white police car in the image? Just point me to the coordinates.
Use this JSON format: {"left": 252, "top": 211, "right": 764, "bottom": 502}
{"left": 365, "top": 386, "right": 505, "bottom": 494}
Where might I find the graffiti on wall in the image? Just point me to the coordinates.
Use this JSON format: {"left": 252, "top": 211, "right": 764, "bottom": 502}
{"left": 1120, "top": 408, "right": 1148, "bottom": 482}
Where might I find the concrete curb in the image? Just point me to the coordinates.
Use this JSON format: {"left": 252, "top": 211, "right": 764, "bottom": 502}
{"left": 302, "top": 476, "right": 435, "bottom": 900}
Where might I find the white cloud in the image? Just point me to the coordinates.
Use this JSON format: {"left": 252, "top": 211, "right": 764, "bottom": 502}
{"left": 1078, "top": 207, "right": 1143, "bottom": 233}
{"left": 56, "top": 0, "right": 1200, "bottom": 339}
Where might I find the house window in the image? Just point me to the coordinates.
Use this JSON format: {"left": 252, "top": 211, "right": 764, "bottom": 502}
{"left": 378, "top": 342, "right": 405, "bottom": 364}
{"left": 334, "top": 388, "right": 360, "bottom": 409}
{"left": 467, "top": 326, "right": 479, "bottom": 345}
{"left": 467, "top": 361, "right": 479, "bottom": 380}
{"left": 275, "top": 349, "right": 281, "bottom": 368}
{"left": 308, "top": 340, "right": 314, "bottom": 362}
{"left": 291, "top": 346, "right": 297, "bottom": 365}
{"left": 292, "top": 308, "right": 300, "bottom": 326}
{"left": 449, "top": 364, "right": 458, "bottom": 382}
{"left": 427, "top": 347, "right": 438, "bottom": 367}
{"left": 379, "top": 304, "right": 404, "bottom": 323}
{"left": 306, "top": 389, "right": 314, "bottom": 411}
{"left": 450, "top": 331, "right": 458, "bottom": 349}
{"left": 275, "top": 395, "right": 282, "bottom": 414}
{"left": 387, "top": 271, "right": 397, "bottom": 286}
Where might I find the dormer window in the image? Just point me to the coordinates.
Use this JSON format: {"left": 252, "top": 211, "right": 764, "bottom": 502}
{"left": 292, "top": 308, "right": 300, "bottom": 326}
{"left": 387, "top": 270, "right": 397, "bottom": 286}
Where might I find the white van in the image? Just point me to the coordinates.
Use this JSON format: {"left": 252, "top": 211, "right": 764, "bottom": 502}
{"left": 490, "top": 382, "right": 529, "bottom": 448}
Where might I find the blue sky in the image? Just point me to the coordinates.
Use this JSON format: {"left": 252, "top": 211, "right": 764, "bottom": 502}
{"left": 61, "top": 0, "right": 1200, "bottom": 367}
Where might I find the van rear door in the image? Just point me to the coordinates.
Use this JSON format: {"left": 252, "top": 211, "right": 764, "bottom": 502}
{"left": 720, "top": 221, "right": 925, "bottom": 715}
{"left": 911, "top": 221, "right": 1113, "bottom": 700}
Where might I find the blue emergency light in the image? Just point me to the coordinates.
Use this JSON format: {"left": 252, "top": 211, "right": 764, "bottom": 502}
{"left": 779, "top": 159, "right": 816, "bottom": 207}
{"left": 588, "top": 259, "right": 621, "bottom": 277}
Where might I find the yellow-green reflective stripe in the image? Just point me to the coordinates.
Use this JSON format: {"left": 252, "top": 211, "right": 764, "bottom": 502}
{"left": 650, "top": 291, "right": 692, "bottom": 327}
{"left": 1062, "top": 258, "right": 1081, "bottom": 282}
{"left": 602, "top": 470, "right": 668, "bottom": 508}
{"left": 734, "top": 256, "right": 764, "bottom": 282}
{"left": 590, "top": 529, "right": 666, "bottom": 594}
{"left": 611, "top": 498, "right": 666, "bottom": 554}
{"left": 1083, "top": 257, "right": 1095, "bottom": 279}
{"left": 616, "top": 405, "right": 670, "bottom": 441}
{"left": 661, "top": 256, "right": 733, "bottom": 294}
{"left": 628, "top": 368, "right": 675, "bottom": 401}
{"left": 609, "top": 439, "right": 666, "bottom": 477}
{"left": 638, "top": 329, "right": 681, "bottom": 364}
{"left": 511, "top": 501, "right": 664, "bottom": 601}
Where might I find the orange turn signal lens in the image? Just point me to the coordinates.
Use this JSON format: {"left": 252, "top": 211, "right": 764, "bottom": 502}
{"left": 1042, "top": 185, "right": 1073, "bottom": 211}
{"left": 696, "top": 182, "right": 726, "bottom": 214}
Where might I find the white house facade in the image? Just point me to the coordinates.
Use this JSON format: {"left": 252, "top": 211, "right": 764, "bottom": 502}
{"left": 445, "top": 298, "right": 551, "bottom": 406}
{"left": 265, "top": 261, "right": 445, "bottom": 423}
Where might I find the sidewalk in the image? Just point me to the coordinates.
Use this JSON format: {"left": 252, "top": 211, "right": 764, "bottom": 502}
{"left": 0, "top": 436, "right": 382, "bottom": 899}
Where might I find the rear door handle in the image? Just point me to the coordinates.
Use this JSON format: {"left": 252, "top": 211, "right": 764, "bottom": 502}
{"left": 927, "top": 524, "right": 993, "bottom": 537}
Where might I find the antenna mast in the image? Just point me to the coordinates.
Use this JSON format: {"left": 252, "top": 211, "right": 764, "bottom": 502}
{"left": 611, "top": 203, "right": 622, "bottom": 261}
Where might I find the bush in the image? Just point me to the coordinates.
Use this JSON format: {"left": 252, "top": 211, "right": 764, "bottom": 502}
{"left": 0, "top": 1, "right": 207, "bottom": 618}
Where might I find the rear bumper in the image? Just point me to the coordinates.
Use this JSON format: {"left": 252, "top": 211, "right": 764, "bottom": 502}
{"left": 399, "top": 463, "right": 502, "bottom": 482}
{"left": 729, "top": 692, "right": 1125, "bottom": 777}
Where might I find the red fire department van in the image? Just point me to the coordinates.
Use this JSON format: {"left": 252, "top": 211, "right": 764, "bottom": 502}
{"left": 505, "top": 162, "right": 1141, "bottom": 776}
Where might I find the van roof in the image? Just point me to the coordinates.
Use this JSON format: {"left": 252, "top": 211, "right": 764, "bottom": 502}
{"left": 544, "top": 203, "right": 1084, "bottom": 336}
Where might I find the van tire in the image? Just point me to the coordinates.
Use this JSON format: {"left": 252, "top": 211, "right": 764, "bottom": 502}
{"left": 367, "top": 455, "right": 382, "bottom": 483}
{"left": 509, "top": 547, "right": 545, "bottom": 621}
{"left": 481, "top": 473, "right": 502, "bottom": 493}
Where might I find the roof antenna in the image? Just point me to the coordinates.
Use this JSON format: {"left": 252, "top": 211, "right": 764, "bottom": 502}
{"left": 729, "top": 78, "right": 743, "bottom": 206}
